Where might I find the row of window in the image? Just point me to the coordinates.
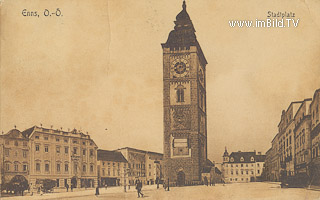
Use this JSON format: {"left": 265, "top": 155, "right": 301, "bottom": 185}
{"left": 34, "top": 135, "right": 94, "bottom": 146}
{"left": 128, "top": 163, "right": 145, "bottom": 170}
{"left": 225, "top": 163, "right": 259, "bottom": 168}
{"left": 4, "top": 149, "right": 27, "bottom": 158}
{"left": 35, "top": 163, "right": 95, "bottom": 173}
{"left": 5, "top": 163, "right": 28, "bottom": 172}
{"left": 4, "top": 140, "right": 28, "bottom": 147}
{"left": 101, "top": 168, "right": 123, "bottom": 176}
{"left": 229, "top": 170, "right": 258, "bottom": 175}
{"left": 35, "top": 145, "right": 94, "bottom": 156}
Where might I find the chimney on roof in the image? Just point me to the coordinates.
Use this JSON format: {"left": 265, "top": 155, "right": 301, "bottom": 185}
{"left": 238, "top": 151, "right": 241, "bottom": 153}
{"left": 258, "top": 152, "right": 262, "bottom": 155}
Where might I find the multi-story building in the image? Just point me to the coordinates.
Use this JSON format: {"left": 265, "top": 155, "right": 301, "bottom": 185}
{"left": 97, "top": 149, "right": 128, "bottom": 187}
{"left": 278, "top": 101, "right": 303, "bottom": 177}
{"left": 145, "top": 151, "right": 163, "bottom": 185}
{"left": 310, "top": 89, "right": 320, "bottom": 186}
{"left": 270, "top": 133, "right": 280, "bottom": 181}
{"left": 222, "top": 149, "right": 266, "bottom": 183}
{"left": 0, "top": 129, "right": 30, "bottom": 185}
{"left": 22, "top": 126, "right": 98, "bottom": 189}
{"left": 162, "top": 0, "right": 208, "bottom": 186}
{"left": 117, "top": 147, "right": 163, "bottom": 186}
{"left": 293, "top": 99, "right": 312, "bottom": 177}
{"left": 264, "top": 88, "right": 320, "bottom": 185}
{"left": 264, "top": 148, "right": 272, "bottom": 181}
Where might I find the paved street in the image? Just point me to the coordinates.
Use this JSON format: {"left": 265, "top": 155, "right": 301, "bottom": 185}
{"left": 2, "top": 182, "right": 320, "bottom": 200}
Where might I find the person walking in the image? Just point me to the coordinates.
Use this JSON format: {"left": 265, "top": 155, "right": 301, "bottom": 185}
{"left": 95, "top": 186, "right": 100, "bottom": 196}
{"left": 163, "top": 180, "right": 167, "bottom": 191}
{"left": 136, "top": 180, "right": 144, "bottom": 198}
{"left": 66, "top": 183, "right": 69, "bottom": 192}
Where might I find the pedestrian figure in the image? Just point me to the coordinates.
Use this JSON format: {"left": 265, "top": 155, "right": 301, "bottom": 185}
{"left": 136, "top": 180, "right": 144, "bottom": 198}
{"left": 66, "top": 183, "right": 69, "bottom": 192}
{"left": 204, "top": 176, "right": 208, "bottom": 186}
{"left": 71, "top": 184, "right": 73, "bottom": 192}
{"left": 95, "top": 186, "right": 100, "bottom": 195}
{"left": 163, "top": 181, "right": 167, "bottom": 191}
{"left": 40, "top": 186, "right": 43, "bottom": 196}
{"left": 105, "top": 184, "right": 108, "bottom": 190}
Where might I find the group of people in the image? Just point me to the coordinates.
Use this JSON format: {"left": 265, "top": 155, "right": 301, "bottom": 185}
{"left": 203, "top": 176, "right": 216, "bottom": 186}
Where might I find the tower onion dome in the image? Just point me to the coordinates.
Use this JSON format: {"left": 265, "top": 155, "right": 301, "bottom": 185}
{"left": 223, "top": 147, "right": 229, "bottom": 157}
{"left": 162, "top": 0, "right": 197, "bottom": 49}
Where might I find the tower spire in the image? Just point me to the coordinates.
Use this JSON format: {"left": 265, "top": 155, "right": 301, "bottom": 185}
{"left": 182, "top": 0, "right": 186, "bottom": 10}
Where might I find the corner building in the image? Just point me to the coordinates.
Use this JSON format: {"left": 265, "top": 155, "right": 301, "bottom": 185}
{"left": 162, "top": 1, "right": 208, "bottom": 186}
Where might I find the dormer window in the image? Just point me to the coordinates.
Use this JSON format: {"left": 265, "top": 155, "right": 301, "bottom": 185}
{"left": 251, "top": 157, "right": 254, "bottom": 162}
{"left": 230, "top": 157, "right": 234, "bottom": 162}
{"left": 240, "top": 157, "right": 244, "bottom": 162}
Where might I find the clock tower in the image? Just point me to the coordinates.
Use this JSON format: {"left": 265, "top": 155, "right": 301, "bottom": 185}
{"left": 162, "top": 1, "right": 208, "bottom": 186}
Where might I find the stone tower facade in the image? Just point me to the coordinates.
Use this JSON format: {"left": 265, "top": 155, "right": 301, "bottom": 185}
{"left": 162, "top": 1, "right": 208, "bottom": 186}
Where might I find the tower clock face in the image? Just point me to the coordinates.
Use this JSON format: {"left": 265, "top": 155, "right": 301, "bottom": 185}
{"left": 171, "top": 58, "right": 190, "bottom": 78}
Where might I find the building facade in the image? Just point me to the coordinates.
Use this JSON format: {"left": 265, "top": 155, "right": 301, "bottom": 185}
{"left": 310, "top": 89, "right": 320, "bottom": 186}
{"left": 0, "top": 129, "right": 30, "bottom": 186}
{"left": 97, "top": 149, "right": 128, "bottom": 187}
{"left": 265, "top": 88, "right": 320, "bottom": 185}
{"left": 162, "top": 1, "right": 208, "bottom": 186}
{"left": 293, "top": 99, "right": 312, "bottom": 178}
{"left": 278, "top": 101, "right": 303, "bottom": 177}
{"left": 145, "top": 151, "right": 163, "bottom": 185}
{"left": 270, "top": 134, "right": 280, "bottom": 181}
{"left": 117, "top": 147, "right": 163, "bottom": 186}
{"left": 222, "top": 149, "right": 266, "bottom": 183}
{"left": 22, "top": 126, "right": 98, "bottom": 189}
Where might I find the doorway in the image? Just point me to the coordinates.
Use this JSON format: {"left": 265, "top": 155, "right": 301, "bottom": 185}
{"left": 177, "top": 171, "right": 185, "bottom": 186}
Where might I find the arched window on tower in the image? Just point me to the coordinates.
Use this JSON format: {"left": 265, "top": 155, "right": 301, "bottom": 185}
{"left": 176, "top": 85, "right": 185, "bottom": 103}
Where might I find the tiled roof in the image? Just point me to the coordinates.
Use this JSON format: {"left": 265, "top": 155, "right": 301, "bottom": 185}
{"left": 97, "top": 149, "right": 128, "bottom": 163}
{"left": 22, "top": 126, "right": 36, "bottom": 137}
{"left": 2, "top": 129, "right": 28, "bottom": 139}
{"left": 228, "top": 151, "right": 256, "bottom": 163}
{"left": 215, "top": 167, "right": 222, "bottom": 175}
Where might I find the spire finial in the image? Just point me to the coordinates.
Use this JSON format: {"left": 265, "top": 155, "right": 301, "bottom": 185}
{"left": 182, "top": 0, "right": 186, "bottom": 10}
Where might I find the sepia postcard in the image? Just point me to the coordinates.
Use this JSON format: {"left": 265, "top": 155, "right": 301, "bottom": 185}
{"left": 0, "top": 0, "right": 320, "bottom": 199}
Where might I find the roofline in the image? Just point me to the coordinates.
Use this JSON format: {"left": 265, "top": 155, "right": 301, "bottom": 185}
{"left": 277, "top": 101, "right": 304, "bottom": 127}
{"left": 117, "top": 147, "right": 163, "bottom": 156}
{"left": 293, "top": 98, "right": 312, "bottom": 120}
{"left": 310, "top": 88, "right": 320, "bottom": 107}
{"left": 22, "top": 125, "right": 99, "bottom": 147}
{"left": 271, "top": 133, "right": 279, "bottom": 143}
